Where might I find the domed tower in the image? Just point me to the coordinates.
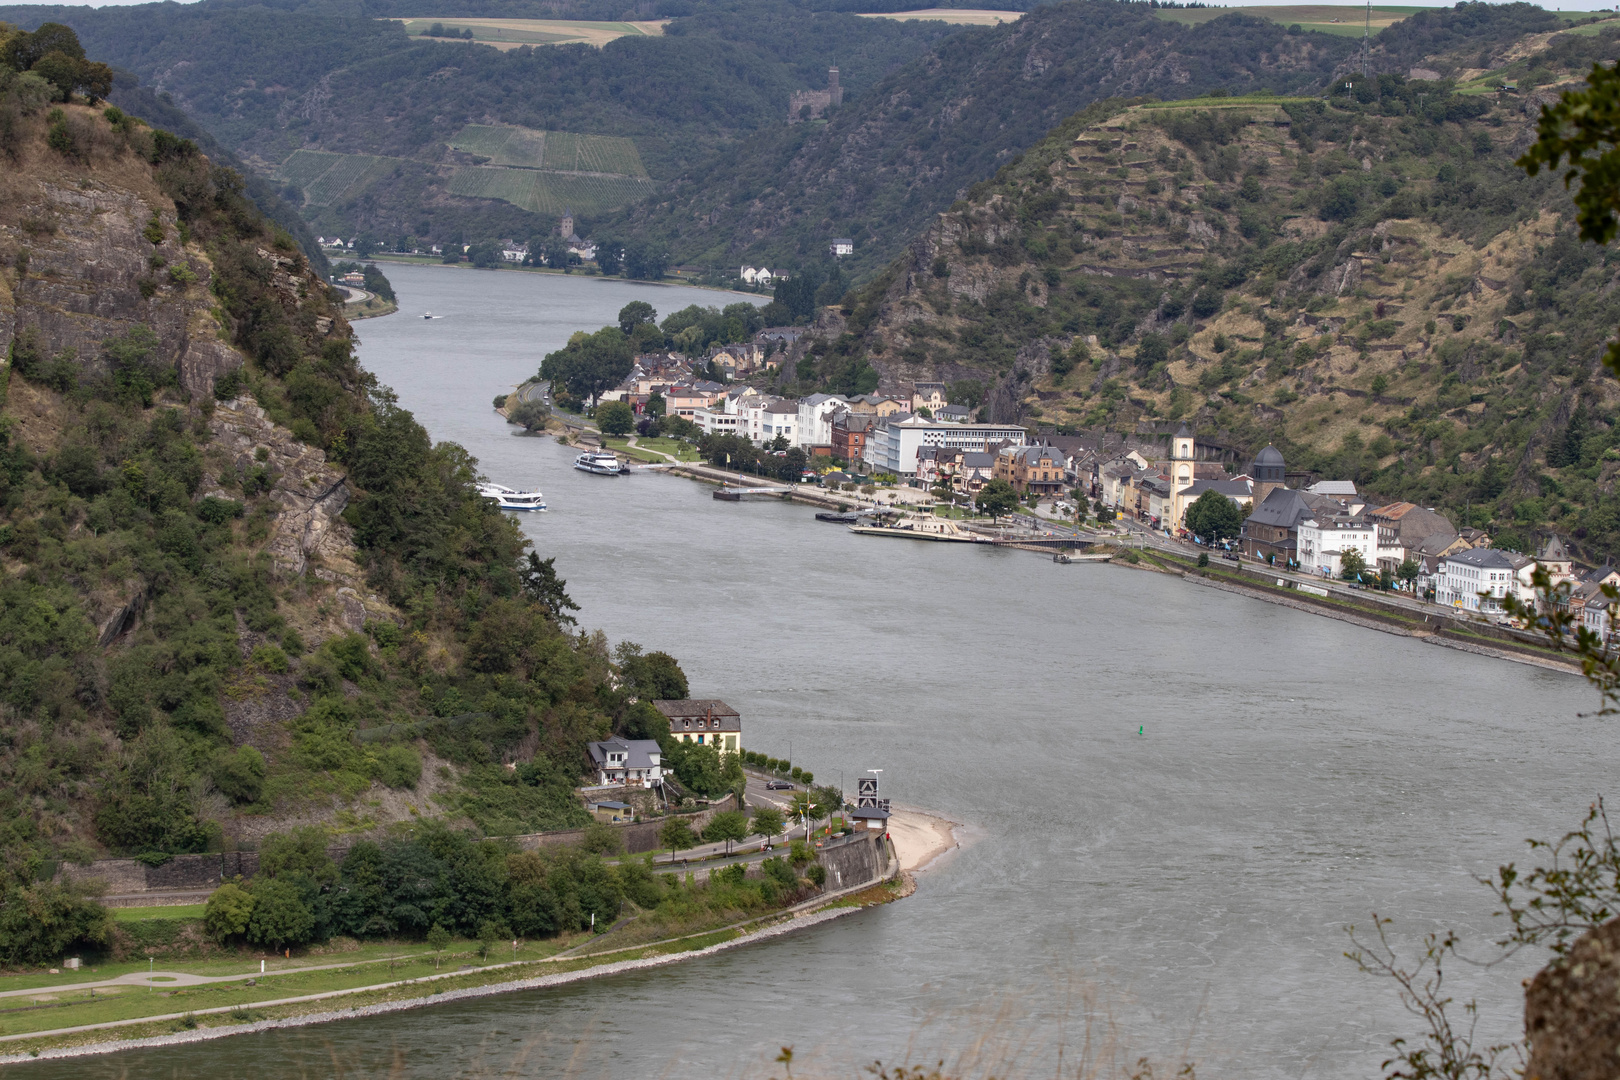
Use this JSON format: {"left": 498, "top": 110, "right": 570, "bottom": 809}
{"left": 1251, "top": 444, "right": 1285, "bottom": 508}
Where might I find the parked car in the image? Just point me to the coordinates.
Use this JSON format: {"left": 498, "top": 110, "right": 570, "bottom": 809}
{"left": 765, "top": 780, "right": 795, "bottom": 790}
{"left": 1222, "top": 551, "right": 1240, "bottom": 561}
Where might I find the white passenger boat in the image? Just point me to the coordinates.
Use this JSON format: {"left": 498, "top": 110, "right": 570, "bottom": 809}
{"left": 478, "top": 483, "right": 547, "bottom": 511}
{"left": 573, "top": 451, "right": 627, "bottom": 475}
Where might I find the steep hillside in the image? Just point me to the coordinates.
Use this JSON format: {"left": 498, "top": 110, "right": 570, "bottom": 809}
{"left": 606, "top": 0, "right": 1365, "bottom": 278}
{"left": 0, "top": 0, "right": 955, "bottom": 244}
{"left": 0, "top": 43, "right": 695, "bottom": 883}
{"left": 815, "top": 17, "right": 1620, "bottom": 558}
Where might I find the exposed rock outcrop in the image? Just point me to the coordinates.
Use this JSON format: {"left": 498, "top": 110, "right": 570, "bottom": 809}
{"left": 207, "top": 397, "right": 358, "bottom": 582}
{"left": 1526, "top": 917, "right": 1620, "bottom": 1080}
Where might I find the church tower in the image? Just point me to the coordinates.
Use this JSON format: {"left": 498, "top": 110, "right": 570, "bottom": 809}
{"left": 1251, "top": 444, "right": 1286, "bottom": 508}
{"left": 1169, "top": 423, "right": 1195, "bottom": 528}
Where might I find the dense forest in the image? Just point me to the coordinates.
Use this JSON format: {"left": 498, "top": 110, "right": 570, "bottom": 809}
{"left": 604, "top": 1, "right": 1366, "bottom": 278}
{"left": 803, "top": 4, "right": 1620, "bottom": 560}
{"left": 0, "top": 25, "right": 759, "bottom": 963}
{"left": 0, "top": 0, "right": 957, "bottom": 246}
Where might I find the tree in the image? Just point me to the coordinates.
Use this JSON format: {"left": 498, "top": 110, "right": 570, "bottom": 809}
{"left": 1522, "top": 70, "right": 1620, "bottom": 374}
{"left": 645, "top": 392, "right": 666, "bottom": 419}
{"left": 1398, "top": 558, "right": 1420, "bottom": 590}
{"left": 204, "top": 882, "right": 256, "bottom": 943}
{"left": 427, "top": 923, "right": 451, "bottom": 963}
{"left": 1185, "top": 488, "right": 1244, "bottom": 543}
{"left": 258, "top": 826, "right": 337, "bottom": 887}
{"left": 617, "top": 301, "right": 656, "bottom": 336}
{"left": 597, "top": 400, "right": 634, "bottom": 436}
{"left": 0, "top": 881, "right": 111, "bottom": 966}
{"left": 519, "top": 551, "right": 579, "bottom": 626}
{"left": 594, "top": 241, "right": 623, "bottom": 276}
{"left": 701, "top": 810, "right": 750, "bottom": 854}
{"left": 660, "top": 817, "right": 698, "bottom": 851}
{"left": 539, "top": 327, "right": 633, "bottom": 406}
{"left": 975, "top": 478, "right": 1019, "bottom": 519}
{"left": 751, "top": 806, "right": 785, "bottom": 844}
{"left": 1340, "top": 548, "right": 1368, "bottom": 580}
{"left": 508, "top": 398, "right": 550, "bottom": 432}
{"left": 246, "top": 877, "right": 315, "bottom": 950}
{"left": 622, "top": 242, "right": 668, "bottom": 281}
{"left": 616, "top": 644, "right": 688, "bottom": 701}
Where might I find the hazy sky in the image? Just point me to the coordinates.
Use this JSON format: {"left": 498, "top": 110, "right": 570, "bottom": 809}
{"left": 19, "top": 0, "right": 1620, "bottom": 10}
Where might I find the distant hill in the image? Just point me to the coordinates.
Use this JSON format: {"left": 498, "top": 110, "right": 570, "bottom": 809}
{"left": 0, "top": 0, "right": 957, "bottom": 243}
{"left": 798, "top": 7, "right": 1620, "bottom": 560}
{"left": 603, "top": 0, "right": 1364, "bottom": 280}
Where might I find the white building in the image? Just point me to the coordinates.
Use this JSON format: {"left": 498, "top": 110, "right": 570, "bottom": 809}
{"left": 586, "top": 737, "right": 664, "bottom": 788}
{"left": 761, "top": 400, "right": 799, "bottom": 445}
{"left": 501, "top": 245, "right": 528, "bottom": 263}
{"left": 1297, "top": 516, "right": 1377, "bottom": 579}
{"left": 829, "top": 238, "right": 854, "bottom": 257}
{"left": 693, "top": 407, "right": 745, "bottom": 438}
{"left": 740, "top": 266, "right": 777, "bottom": 285}
{"left": 863, "top": 415, "right": 1027, "bottom": 477}
{"left": 1435, "top": 547, "right": 1522, "bottom": 613}
{"left": 796, "top": 393, "right": 849, "bottom": 450}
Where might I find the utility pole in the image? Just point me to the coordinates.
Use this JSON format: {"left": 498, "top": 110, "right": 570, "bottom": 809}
{"left": 1363, "top": 0, "right": 1371, "bottom": 79}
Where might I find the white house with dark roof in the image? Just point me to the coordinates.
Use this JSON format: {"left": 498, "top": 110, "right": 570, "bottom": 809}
{"left": 1298, "top": 514, "right": 1377, "bottom": 578}
{"left": 586, "top": 737, "right": 665, "bottom": 788}
{"left": 1436, "top": 547, "right": 1522, "bottom": 613}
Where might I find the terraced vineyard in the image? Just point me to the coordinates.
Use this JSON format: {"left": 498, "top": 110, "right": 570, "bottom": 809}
{"left": 447, "top": 124, "right": 548, "bottom": 168}
{"left": 274, "top": 150, "right": 398, "bottom": 206}
{"left": 445, "top": 167, "right": 654, "bottom": 215}
{"left": 448, "top": 124, "right": 648, "bottom": 176}
{"left": 541, "top": 131, "right": 647, "bottom": 176}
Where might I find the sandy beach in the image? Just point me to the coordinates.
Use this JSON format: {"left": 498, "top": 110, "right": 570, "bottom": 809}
{"left": 887, "top": 808, "right": 964, "bottom": 873}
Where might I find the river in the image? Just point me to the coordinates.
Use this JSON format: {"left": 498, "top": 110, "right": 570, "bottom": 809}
{"left": 32, "top": 264, "right": 1620, "bottom": 1079}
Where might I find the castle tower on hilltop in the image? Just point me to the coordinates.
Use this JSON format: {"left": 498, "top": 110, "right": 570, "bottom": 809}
{"left": 788, "top": 68, "right": 843, "bottom": 123}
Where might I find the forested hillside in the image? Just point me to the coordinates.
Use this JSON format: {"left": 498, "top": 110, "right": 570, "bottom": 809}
{"left": 0, "top": 28, "right": 710, "bottom": 897}
{"left": 0, "top": 0, "right": 956, "bottom": 245}
{"left": 809, "top": 6, "right": 1620, "bottom": 559}
{"left": 606, "top": 0, "right": 1363, "bottom": 278}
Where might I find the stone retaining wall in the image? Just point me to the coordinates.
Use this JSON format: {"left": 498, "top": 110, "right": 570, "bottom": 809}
{"left": 59, "top": 797, "right": 737, "bottom": 899}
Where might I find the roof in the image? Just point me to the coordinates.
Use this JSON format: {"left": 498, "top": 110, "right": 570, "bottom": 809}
{"left": 1175, "top": 422, "right": 1193, "bottom": 437}
{"left": 1307, "top": 480, "right": 1359, "bottom": 496}
{"left": 1244, "top": 487, "right": 1313, "bottom": 529}
{"left": 1183, "top": 478, "right": 1252, "bottom": 498}
{"left": 1414, "top": 530, "right": 1460, "bottom": 557}
{"left": 1001, "top": 445, "right": 1066, "bottom": 466}
{"left": 654, "top": 699, "right": 739, "bottom": 719}
{"left": 1253, "top": 445, "right": 1285, "bottom": 468}
{"left": 1541, "top": 535, "right": 1570, "bottom": 561}
{"left": 1441, "top": 547, "right": 1519, "bottom": 570}
{"left": 850, "top": 807, "right": 891, "bottom": 820}
{"left": 765, "top": 400, "right": 798, "bottom": 414}
{"left": 961, "top": 451, "right": 995, "bottom": 468}
{"left": 591, "top": 800, "right": 631, "bottom": 810}
{"left": 937, "top": 405, "right": 972, "bottom": 418}
{"left": 586, "top": 737, "right": 663, "bottom": 771}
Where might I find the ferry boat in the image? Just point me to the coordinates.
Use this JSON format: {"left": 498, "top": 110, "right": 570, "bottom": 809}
{"left": 477, "top": 483, "right": 547, "bottom": 511}
{"left": 847, "top": 515, "right": 980, "bottom": 542}
{"left": 573, "top": 451, "right": 627, "bottom": 476}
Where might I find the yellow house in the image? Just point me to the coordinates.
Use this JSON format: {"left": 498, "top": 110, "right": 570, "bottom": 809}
{"left": 654, "top": 699, "right": 742, "bottom": 754}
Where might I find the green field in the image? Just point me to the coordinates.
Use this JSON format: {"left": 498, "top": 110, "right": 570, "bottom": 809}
{"left": 446, "top": 166, "right": 654, "bottom": 215}
{"left": 274, "top": 150, "right": 397, "bottom": 206}
{"left": 1152, "top": 5, "right": 1420, "bottom": 36}
{"left": 448, "top": 124, "right": 648, "bottom": 176}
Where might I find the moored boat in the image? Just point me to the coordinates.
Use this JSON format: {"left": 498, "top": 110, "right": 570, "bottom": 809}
{"left": 574, "top": 451, "right": 627, "bottom": 475}
{"left": 848, "top": 515, "right": 980, "bottom": 542}
{"left": 477, "top": 483, "right": 547, "bottom": 511}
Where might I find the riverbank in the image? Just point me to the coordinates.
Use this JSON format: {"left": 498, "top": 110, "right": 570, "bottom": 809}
{"left": 0, "top": 864, "right": 913, "bottom": 1063}
{"left": 1130, "top": 549, "right": 1584, "bottom": 676}
{"left": 889, "top": 808, "right": 968, "bottom": 874}
{"left": 366, "top": 254, "right": 769, "bottom": 299}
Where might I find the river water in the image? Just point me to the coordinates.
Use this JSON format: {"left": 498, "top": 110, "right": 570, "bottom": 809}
{"left": 32, "top": 264, "right": 1620, "bottom": 1079}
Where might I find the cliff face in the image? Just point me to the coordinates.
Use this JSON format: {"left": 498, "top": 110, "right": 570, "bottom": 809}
{"left": 0, "top": 103, "right": 362, "bottom": 593}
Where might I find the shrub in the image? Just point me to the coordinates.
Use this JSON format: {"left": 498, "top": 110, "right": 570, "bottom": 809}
{"left": 789, "top": 766, "right": 803, "bottom": 781}
{"left": 374, "top": 744, "right": 422, "bottom": 790}
{"left": 204, "top": 882, "right": 255, "bottom": 942}
{"left": 212, "top": 746, "right": 266, "bottom": 805}
{"left": 581, "top": 821, "right": 625, "bottom": 856}
{"left": 806, "top": 863, "right": 827, "bottom": 887}
{"left": 250, "top": 643, "right": 289, "bottom": 674}
{"left": 0, "top": 882, "right": 111, "bottom": 965}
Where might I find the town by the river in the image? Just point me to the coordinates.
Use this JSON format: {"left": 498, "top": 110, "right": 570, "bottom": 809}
{"left": 28, "top": 263, "right": 1619, "bottom": 1080}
